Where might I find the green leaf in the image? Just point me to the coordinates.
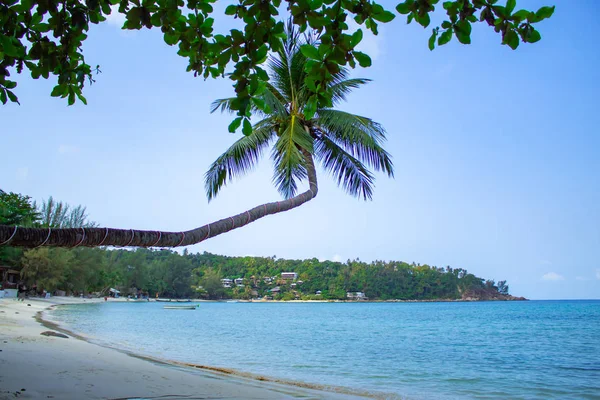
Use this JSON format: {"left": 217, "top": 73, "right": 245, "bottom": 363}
{"left": 304, "top": 96, "right": 318, "bottom": 120}
{"left": 7, "top": 90, "right": 20, "bottom": 105}
{"left": 242, "top": 118, "right": 252, "bottom": 136}
{"left": 164, "top": 32, "right": 180, "bottom": 45}
{"left": 255, "top": 66, "right": 269, "bottom": 81}
{"left": 503, "top": 29, "right": 519, "bottom": 50}
{"left": 373, "top": 10, "right": 395, "bottom": 23}
{"left": 351, "top": 29, "right": 363, "bottom": 47}
{"left": 224, "top": 5, "right": 237, "bottom": 15}
{"left": 396, "top": 0, "right": 414, "bottom": 14}
{"left": 526, "top": 28, "right": 541, "bottom": 43}
{"left": 506, "top": 0, "right": 516, "bottom": 15}
{"left": 309, "top": 0, "right": 323, "bottom": 10}
{"left": 415, "top": 12, "right": 431, "bottom": 28}
{"left": 68, "top": 90, "right": 75, "bottom": 106}
{"left": 535, "top": 6, "right": 555, "bottom": 21}
{"left": 76, "top": 92, "right": 88, "bottom": 105}
{"left": 0, "top": 89, "right": 6, "bottom": 105}
{"left": 438, "top": 29, "right": 453, "bottom": 46}
{"left": 50, "top": 85, "right": 66, "bottom": 97}
{"left": 300, "top": 44, "right": 320, "bottom": 60}
{"left": 254, "top": 45, "right": 268, "bottom": 63}
{"left": 454, "top": 20, "right": 472, "bottom": 44}
{"left": 428, "top": 29, "right": 437, "bottom": 51}
{"left": 228, "top": 117, "right": 242, "bottom": 133}
{"left": 353, "top": 51, "right": 372, "bottom": 67}
{"left": 512, "top": 9, "right": 531, "bottom": 22}
{"left": 1, "top": 37, "right": 19, "bottom": 57}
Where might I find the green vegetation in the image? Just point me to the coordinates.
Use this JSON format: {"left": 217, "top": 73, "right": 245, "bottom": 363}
{"left": 0, "top": 27, "right": 396, "bottom": 248}
{"left": 2, "top": 246, "right": 512, "bottom": 300}
{"left": 0, "top": 192, "right": 508, "bottom": 300}
{"left": 1, "top": 3, "right": 555, "bottom": 248}
{"left": 1, "top": 189, "right": 512, "bottom": 300}
{"left": 207, "top": 26, "right": 392, "bottom": 203}
{"left": 1, "top": 0, "right": 554, "bottom": 126}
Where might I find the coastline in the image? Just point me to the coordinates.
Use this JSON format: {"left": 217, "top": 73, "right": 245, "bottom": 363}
{"left": 0, "top": 297, "right": 372, "bottom": 400}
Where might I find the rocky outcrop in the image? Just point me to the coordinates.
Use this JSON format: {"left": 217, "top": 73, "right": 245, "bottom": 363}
{"left": 460, "top": 288, "right": 527, "bottom": 301}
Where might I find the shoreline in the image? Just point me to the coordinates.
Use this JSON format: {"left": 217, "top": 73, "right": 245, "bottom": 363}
{"left": 0, "top": 297, "right": 375, "bottom": 400}
{"left": 38, "top": 302, "right": 384, "bottom": 399}
{"left": 120, "top": 297, "right": 527, "bottom": 303}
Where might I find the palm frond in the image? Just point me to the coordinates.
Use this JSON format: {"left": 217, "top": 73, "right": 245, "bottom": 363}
{"left": 268, "top": 49, "right": 294, "bottom": 103}
{"left": 211, "top": 90, "right": 288, "bottom": 119}
{"left": 314, "top": 109, "right": 394, "bottom": 177}
{"left": 289, "top": 45, "right": 310, "bottom": 108}
{"left": 205, "top": 119, "right": 276, "bottom": 201}
{"left": 271, "top": 117, "right": 314, "bottom": 199}
{"left": 314, "top": 136, "right": 375, "bottom": 200}
{"left": 263, "top": 84, "right": 289, "bottom": 117}
{"left": 210, "top": 97, "right": 237, "bottom": 114}
{"left": 330, "top": 78, "right": 371, "bottom": 105}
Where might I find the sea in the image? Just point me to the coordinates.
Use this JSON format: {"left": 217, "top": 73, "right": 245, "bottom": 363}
{"left": 48, "top": 300, "right": 600, "bottom": 399}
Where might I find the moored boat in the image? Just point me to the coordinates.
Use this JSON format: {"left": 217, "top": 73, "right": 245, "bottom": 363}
{"left": 163, "top": 305, "right": 198, "bottom": 310}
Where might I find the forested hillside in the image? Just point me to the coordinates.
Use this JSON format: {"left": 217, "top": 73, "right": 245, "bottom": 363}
{"left": 1, "top": 246, "right": 517, "bottom": 301}
{"left": 1, "top": 190, "right": 519, "bottom": 301}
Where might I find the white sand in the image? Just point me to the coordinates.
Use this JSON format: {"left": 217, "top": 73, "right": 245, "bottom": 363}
{"left": 0, "top": 297, "right": 366, "bottom": 400}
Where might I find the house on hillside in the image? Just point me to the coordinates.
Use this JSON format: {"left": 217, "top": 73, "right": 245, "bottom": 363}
{"left": 269, "top": 286, "right": 281, "bottom": 295}
{"left": 281, "top": 272, "right": 297, "bottom": 280}
{"left": 221, "top": 278, "right": 233, "bottom": 288}
{"left": 346, "top": 291, "right": 368, "bottom": 300}
{"left": 234, "top": 278, "right": 245, "bottom": 287}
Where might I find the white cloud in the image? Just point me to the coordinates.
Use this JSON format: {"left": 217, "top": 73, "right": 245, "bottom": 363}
{"left": 58, "top": 144, "right": 79, "bottom": 154}
{"left": 16, "top": 167, "right": 28, "bottom": 181}
{"left": 542, "top": 272, "right": 565, "bottom": 281}
{"left": 106, "top": 5, "right": 126, "bottom": 27}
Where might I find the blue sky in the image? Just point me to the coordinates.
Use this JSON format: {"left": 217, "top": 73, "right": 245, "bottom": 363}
{"left": 1, "top": 0, "right": 598, "bottom": 299}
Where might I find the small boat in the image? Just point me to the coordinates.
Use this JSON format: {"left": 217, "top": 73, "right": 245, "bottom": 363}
{"left": 163, "top": 305, "right": 198, "bottom": 310}
{"left": 175, "top": 299, "right": 192, "bottom": 303}
{"left": 156, "top": 298, "right": 172, "bottom": 302}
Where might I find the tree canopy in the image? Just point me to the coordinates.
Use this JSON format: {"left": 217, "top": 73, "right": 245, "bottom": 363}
{"left": 1, "top": 0, "right": 554, "bottom": 134}
{"left": 0, "top": 190, "right": 39, "bottom": 226}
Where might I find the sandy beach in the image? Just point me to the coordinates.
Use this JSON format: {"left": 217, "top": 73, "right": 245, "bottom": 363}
{"left": 0, "top": 297, "right": 365, "bottom": 400}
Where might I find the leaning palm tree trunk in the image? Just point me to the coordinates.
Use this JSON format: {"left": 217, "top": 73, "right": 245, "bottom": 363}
{"left": 0, "top": 156, "right": 318, "bottom": 249}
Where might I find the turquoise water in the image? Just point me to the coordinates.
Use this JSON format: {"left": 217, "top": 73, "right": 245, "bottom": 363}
{"left": 50, "top": 301, "right": 600, "bottom": 399}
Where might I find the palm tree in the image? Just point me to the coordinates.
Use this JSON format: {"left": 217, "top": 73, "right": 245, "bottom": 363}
{"left": 0, "top": 28, "right": 393, "bottom": 248}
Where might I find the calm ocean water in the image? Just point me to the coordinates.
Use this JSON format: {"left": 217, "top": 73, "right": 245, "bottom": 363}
{"left": 49, "top": 301, "right": 600, "bottom": 399}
